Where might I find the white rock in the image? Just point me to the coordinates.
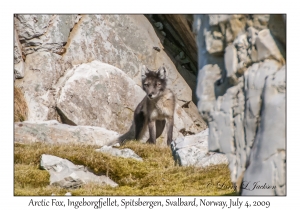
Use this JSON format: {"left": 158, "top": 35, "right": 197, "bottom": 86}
{"left": 255, "top": 29, "right": 284, "bottom": 63}
{"left": 14, "top": 120, "right": 119, "bottom": 146}
{"left": 14, "top": 28, "right": 25, "bottom": 79}
{"left": 96, "top": 146, "right": 143, "bottom": 161}
{"left": 40, "top": 154, "right": 118, "bottom": 189}
{"left": 171, "top": 129, "right": 228, "bottom": 167}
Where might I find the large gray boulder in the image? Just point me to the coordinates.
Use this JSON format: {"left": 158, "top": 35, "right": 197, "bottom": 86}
{"left": 55, "top": 61, "right": 145, "bottom": 134}
{"left": 14, "top": 120, "right": 119, "bottom": 146}
{"left": 40, "top": 154, "right": 118, "bottom": 188}
{"left": 194, "top": 14, "right": 286, "bottom": 195}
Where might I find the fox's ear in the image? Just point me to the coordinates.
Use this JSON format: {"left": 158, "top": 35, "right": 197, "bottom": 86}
{"left": 141, "top": 65, "right": 149, "bottom": 80}
{"left": 157, "top": 66, "right": 166, "bottom": 79}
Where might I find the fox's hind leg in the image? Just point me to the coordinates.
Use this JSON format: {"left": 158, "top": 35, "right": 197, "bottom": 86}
{"left": 134, "top": 110, "right": 146, "bottom": 140}
{"left": 166, "top": 117, "right": 174, "bottom": 146}
{"left": 155, "top": 120, "right": 166, "bottom": 138}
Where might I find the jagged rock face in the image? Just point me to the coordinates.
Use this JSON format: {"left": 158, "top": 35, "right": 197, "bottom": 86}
{"left": 194, "top": 14, "right": 286, "bottom": 195}
{"left": 14, "top": 15, "right": 78, "bottom": 55}
{"left": 14, "top": 28, "right": 25, "bottom": 79}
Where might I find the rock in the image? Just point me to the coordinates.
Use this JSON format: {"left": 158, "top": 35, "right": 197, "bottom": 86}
{"left": 171, "top": 129, "right": 228, "bottom": 167}
{"left": 224, "top": 44, "right": 238, "bottom": 80}
{"left": 244, "top": 60, "right": 280, "bottom": 156}
{"left": 242, "top": 65, "right": 286, "bottom": 195}
{"left": 14, "top": 28, "right": 25, "bottom": 79}
{"left": 14, "top": 120, "right": 119, "bottom": 146}
{"left": 252, "top": 15, "right": 270, "bottom": 31}
{"left": 255, "top": 29, "right": 285, "bottom": 63}
{"left": 208, "top": 15, "right": 231, "bottom": 26}
{"left": 14, "top": 15, "right": 78, "bottom": 55}
{"left": 65, "top": 192, "right": 72, "bottom": 196}
{"left": 96, "top": 146, "right": 143, "bottom": 161}
{"left": 181, "top": 101, "right": 207, "bottom": 132}
{"left": 268, "top": 14, "right": 286, "bottom": 45}
{"left": 154, "top": 22, "right": 163, "bottom": 30}
{"left": 247, "top": 27, "right": 259, "bottom": 46}
{"left": 196, "top": 64, "right": 222, "bottom": 121}
{"left": 208, "top": 80, "right": 244, "bottom": 154}
{"left": 205, "top": 30, "right": 224, "bottom": 54}
{"left": 56, "top": 61, "right": 145, "bottom": 134}
{"left": 15, "top": 51, "right": 63, "bottom": 122}
{"left": 40, "top": 154, "right": 118, "bottom": 188}
{"left": 193, "top": 14, "right": 286, "bottom": 195}
{"left": 228, "top": 17, "right": 247, "bottom": 39}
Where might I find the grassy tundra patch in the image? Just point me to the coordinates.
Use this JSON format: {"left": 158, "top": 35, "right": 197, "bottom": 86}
{"left": 14, "top": 142, "right": 236, "bottom": 196}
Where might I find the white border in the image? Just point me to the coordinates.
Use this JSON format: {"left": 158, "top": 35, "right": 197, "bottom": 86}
{"left": 3, "top": 0, "right": 295, "bottom": 209}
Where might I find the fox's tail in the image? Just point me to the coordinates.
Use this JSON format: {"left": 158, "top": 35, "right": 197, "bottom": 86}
{"left": 106, "top": 122, "right": 136, "bottom": 146}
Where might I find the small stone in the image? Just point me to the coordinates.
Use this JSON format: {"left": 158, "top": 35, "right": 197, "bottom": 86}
{"left": 179, "top": 51, "right": 185, "bottom": 59}
{"left": 96, "top": 146, "right": 143, "bottom": 161}
{"left": 213, "top": 31, "right": 223, "bottom": 39}
{"left": 153, "top": 46, "right": 161, "bottom": 52}
{"left": 224, "top": 44, "right": 238, "bottom": 78}
{"left": 154, "top": 22, "right": 163, "bottom": 30}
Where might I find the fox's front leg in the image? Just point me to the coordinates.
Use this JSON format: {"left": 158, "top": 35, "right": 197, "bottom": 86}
{"left": 147, "top": 120, "right": 156, "bottom": 144}
{"left": 166, "top": 117, "right": 174, "bottom": 146}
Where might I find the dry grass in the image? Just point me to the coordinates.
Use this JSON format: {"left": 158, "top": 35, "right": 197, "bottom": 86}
{"left": 14, "top": 86, "right": 28, "bottom": 122}
{"left": 14, "top": 141, "right": 237, "bottom": 196}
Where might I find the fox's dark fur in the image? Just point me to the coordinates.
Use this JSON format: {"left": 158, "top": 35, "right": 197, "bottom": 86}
{"left": 109, "top": 65, "right": 175, "bottom": 146}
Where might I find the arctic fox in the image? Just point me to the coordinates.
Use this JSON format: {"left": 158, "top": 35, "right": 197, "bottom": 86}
{"left": 111, "top": 65, "right": 176, "bottom": 146}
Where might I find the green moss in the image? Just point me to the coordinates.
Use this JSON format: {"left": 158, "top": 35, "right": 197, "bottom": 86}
{"left": 14, "top": 142, "right": 235, "bottom": 196}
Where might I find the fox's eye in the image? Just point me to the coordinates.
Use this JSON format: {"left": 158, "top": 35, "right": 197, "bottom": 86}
{"left": 144, "top": 84, "right": 148, "bottom": 87}
{"left": 157, "top": 83, "right": 161, "bottom": 86}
